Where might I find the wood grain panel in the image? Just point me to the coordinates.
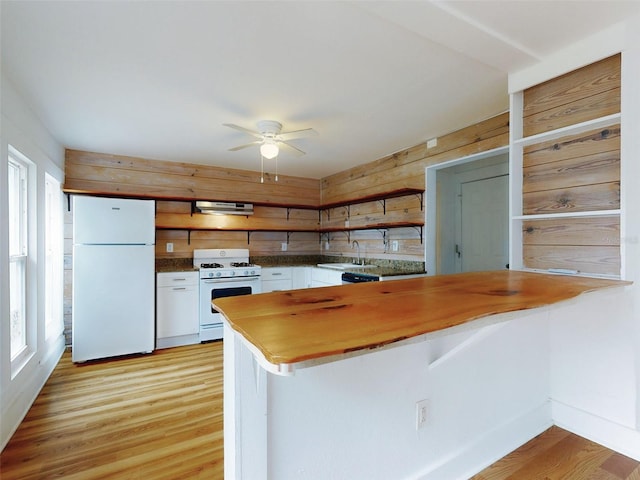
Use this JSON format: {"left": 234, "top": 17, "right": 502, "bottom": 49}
{"left": 523, "top": 125, "right": 620, "bottom": 168}
{"left": 523, "top": 245, "right": 620, "bottom": 276}
{"left": 522, "top": 150, "right": 620, "bottom": 193}
{"left": 321, "top": 113, "right": 509, "bottom": 205}
{"left": 522, "top": 182, "right": 619, "bottom": 215}
{"left": 522, "top": 217, "right": 620, "bottom": 246}
{"left": 155, "top": 211, "right": 320, "bottom": 231}
{"left": 523, "top": 87, "right": 620, "bottom": 137}
{"left": 65, "top": 149, "right": 320, "bottom": 207}
{"left": 523, "top": 54, "right": 620, "bottom": 118}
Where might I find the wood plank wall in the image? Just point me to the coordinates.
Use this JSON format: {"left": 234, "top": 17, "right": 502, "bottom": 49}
{"left": 319, "top": 112, "right": 509, "bottom": 260}
{"left": 64, "top": 113, "right": 509, "bottom": 262}
{"left": 64, "top": 149, "right": 321, "bottom": 207}
{"left": 64, "top": 150, "right": 321, "bottom": 259}
{"left": 521, "top": 54, "right": 621, "bottom": 276}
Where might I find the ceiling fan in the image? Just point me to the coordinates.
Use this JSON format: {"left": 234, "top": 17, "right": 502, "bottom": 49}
{"left": 223, "top": 120, "right": 318, "bottom": 159}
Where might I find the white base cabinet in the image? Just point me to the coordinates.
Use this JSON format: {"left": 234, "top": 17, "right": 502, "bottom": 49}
{"left": 156, "top": 271, "right": 199, "bottom": 349}
{"left": 262, "top": 267, "right": 293, "bottom": 292}
{"left": 311, "top": 267, "right": 343, "bottom": 287}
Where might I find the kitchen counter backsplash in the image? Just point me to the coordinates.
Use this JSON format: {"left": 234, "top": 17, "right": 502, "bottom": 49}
{"left": 156, "top": 258, "right": 197, "bottom": 272}
{"left": 156, "top": 255, "right": 425, "bottom": 275}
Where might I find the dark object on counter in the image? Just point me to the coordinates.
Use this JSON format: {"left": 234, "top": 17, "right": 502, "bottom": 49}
{"left": 342, "top": 272, "right": 379, "bottom": 284}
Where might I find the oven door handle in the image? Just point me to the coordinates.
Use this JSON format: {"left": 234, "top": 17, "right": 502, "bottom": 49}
{"left": 201, "top": 276, "right": 260, "bottom": 284}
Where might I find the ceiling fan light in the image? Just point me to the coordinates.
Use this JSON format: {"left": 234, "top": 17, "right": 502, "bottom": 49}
{"left": 260, "top": 141, "right": 279, "bottom": 159}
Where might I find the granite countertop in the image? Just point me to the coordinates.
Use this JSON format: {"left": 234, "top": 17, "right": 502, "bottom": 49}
{"left": 155, "top": 255, "right": 426, "bottom": 276}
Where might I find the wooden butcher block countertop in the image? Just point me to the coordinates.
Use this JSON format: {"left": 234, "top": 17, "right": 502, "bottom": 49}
{"left": 214, "top": 271, "right": 629, "bottom": 367}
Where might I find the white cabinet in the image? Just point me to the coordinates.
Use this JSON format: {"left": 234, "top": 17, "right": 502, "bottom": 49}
{"left": 262, "top": 267, "right": 293, "bottom": 292}
{"left": 156, "top": 271, "right": 199, "bottom": 349}
{"left": 311, "top": 267, "right": 343, "bottom": 287}
{"left": 292, "top": 267, "right": 311, "bottom": 289}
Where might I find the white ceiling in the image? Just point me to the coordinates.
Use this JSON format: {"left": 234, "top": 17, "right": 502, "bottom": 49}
{"left": 2, "top": 1, "right": 639, "bottom": 179}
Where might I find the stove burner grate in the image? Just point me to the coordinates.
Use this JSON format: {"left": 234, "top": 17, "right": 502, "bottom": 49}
{"left": 231, "top": 262, "right": 254, "bottom": 267}
{"left": 200, "top": 263, "right": 224, "bottom": 269}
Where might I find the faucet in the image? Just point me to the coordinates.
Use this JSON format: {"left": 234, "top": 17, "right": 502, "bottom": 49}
{"left": 352, "top": 240, "right": 362, "bottom": 265}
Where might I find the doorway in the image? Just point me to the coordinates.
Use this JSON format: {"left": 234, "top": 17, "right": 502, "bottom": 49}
{"left": 425, "top": 147, "right": 509, "bottom": 275}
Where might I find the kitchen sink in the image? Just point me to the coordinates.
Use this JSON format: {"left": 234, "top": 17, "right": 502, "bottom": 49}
{"left": 316, "top": 263, "right": 374, "bottom": 270}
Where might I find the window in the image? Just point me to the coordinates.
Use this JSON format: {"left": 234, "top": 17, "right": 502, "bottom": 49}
{"left": 45, "top": 174, "right": 63, "bottom": 340}
{"left": 8, "top": 152, "right": 28, "bottom": 360}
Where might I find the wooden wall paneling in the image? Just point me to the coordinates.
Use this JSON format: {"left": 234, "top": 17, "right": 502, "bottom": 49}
{"left": 523, "top": 54, "right": 620, "bottom": 118}
{"left": 517, "top": 54, "right": 622, "bottom": 277}
{"left": 65, "top": 150, "right": 321, "bottom": 207}
{"left": 522, "top": 182, "right": 620, "bottom": 215}
{"left": 522, "top": 54, "right": 621, "bottom": 137}
{"left": 522, "top": 150, "right": 620, "bottom": 193}
{"left": 522, "top": 88, "right": 620, "bottom": 137}
{"left": 523, "top": 245, "right": 620, "bottom": 276}
{"left": 321, "top": 113, "right": 509, "bottom": 205}
{"left": 523, "top": 126, "right": 620, "bottom": 168}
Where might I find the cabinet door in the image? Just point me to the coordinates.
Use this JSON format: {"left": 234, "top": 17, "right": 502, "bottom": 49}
{"left": 292, "top": 267, "right": 311, "bottom": 289}
{"left": 311, "top": 267, "right": 343, "bottom": 286}
{"left": 156, "top": 285, "right": 199, "bottom": 338}
{"left": 262, "top": 279, "right": 293, "bottom": 293}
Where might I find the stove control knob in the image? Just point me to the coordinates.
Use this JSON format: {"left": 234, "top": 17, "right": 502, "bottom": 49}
{"left": 250, "top": 270, "right": 255, "bottom": 276}
{"left": 208, "top": 272, "right": 213, "bottom": 278}
{"left": 216, "top": 272, "right": 222, "bottom": 277}
{"left": 244, "top": 270, "right": 249, "bottom": 276}
{"left": 231, "top": 271, "right": 236, "bottom": 276}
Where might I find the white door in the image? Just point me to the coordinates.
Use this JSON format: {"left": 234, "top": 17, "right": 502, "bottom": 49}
{"left": 460, "top": 174, "right": 509, "bottom": 272}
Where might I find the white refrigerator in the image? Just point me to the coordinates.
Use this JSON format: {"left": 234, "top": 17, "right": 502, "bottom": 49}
{"left": 72, "top": 196, "right": 155, "bottom": 362}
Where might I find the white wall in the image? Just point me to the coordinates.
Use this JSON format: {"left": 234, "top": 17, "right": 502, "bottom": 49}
{"left": 510, "top": 13, "right": 640, "bottom": 460}
{"left": 0, "top": 74, "right": 66, "bottom": 449}
{"left": 227, "top": 310, "right": 552, "bottom": 480}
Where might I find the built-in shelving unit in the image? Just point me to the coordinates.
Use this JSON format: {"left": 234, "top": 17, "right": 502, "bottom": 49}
{"left": 509, "top": 54, "right": 622, "bottom": 278}
{"left": 155, "top": 188, "right": 425, "bottom": 246}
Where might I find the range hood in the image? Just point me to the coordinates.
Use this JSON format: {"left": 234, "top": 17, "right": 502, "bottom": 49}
{"left": 194, "top": 201, "right": 254, "bottom": 215}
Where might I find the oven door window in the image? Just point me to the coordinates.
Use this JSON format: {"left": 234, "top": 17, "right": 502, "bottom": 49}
{"left": 211, "top": 286, "right": 253, "bottom": 313}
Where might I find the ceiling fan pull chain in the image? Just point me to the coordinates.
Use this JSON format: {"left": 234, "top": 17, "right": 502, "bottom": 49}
{"left": 260, "top": 154, "right": 264, "bottom": 183}
{"left": 275, "top": 156, "right": 278, "bottom": 182}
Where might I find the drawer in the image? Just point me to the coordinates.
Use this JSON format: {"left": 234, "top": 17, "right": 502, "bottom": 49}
{"left": 157, "top": 271, "right": 199, "bottom": 287}
{"left": 262, "top": 267, "right": 292, "bottom": 281}
{"left": 262, "top": 278, "right": 293, "bottom": 293}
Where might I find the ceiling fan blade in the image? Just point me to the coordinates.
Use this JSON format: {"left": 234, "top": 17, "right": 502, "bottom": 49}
{"left": 279, "top": 140, "right": 306, "bottom": 156}
{"left": 223, "top": 123, "right": 263, "bottom": 139}
{"left": 228, "top": 141, "right": 261, "bottom": 151}
{"left": 277, "top": 128, "right": 318, "bottom": 141}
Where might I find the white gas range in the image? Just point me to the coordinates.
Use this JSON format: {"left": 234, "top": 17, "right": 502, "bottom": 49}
{"left": 194, "top": 249, "right": 262, "bottom": 341}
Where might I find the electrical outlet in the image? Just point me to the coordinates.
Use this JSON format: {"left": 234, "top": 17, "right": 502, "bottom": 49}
{"left": 166, "top": 242, "right": 174, "bottom": 253}
{"left": 325, "top": 241, "right": 330, "bottom": 250}
{"left": 426, "top": 138, "right": 438, "bottom": 149}
{"left": 281, "top": 242, "right": 288, "bottom": 252}
{"left": 416, "top": 399, "right": 430, "bottom": 430}
{"left": 392, "top": 240, "right": 399, "bottom": 252}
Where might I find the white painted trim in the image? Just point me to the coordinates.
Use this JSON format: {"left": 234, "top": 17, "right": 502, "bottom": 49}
{"left": 424, "top": 146, "right": 509, "bottom": 276}
{"left": 412, "top": 402, "right": 552, "bottom": 480}
{"left": 509, "top": 22, "right": 626, "bottom": 93}
{"left": 552, "top": 400, "right": 640, "bottom": 461}
{"left": 513, "top": 113, "right": 621, "bottom": 146}
{"left": 513, "top": 210, "right": 621, "bottom": 221}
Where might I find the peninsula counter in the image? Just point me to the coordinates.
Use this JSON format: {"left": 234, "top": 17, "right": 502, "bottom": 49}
{"left": 216, "top": 271, "right": 630, "bottom": 480}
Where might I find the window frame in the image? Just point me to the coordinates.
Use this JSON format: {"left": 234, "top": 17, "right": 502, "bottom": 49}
{"left": 8, "top": 146, "right": 36, "bottom": 373}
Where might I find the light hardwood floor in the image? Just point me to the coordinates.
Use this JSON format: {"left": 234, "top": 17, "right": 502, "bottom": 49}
{"left": 2, "top": 341, "right": 638, "bottom": 479}
{"left": 0, "top": 342, "right": 223, "bottom": 479}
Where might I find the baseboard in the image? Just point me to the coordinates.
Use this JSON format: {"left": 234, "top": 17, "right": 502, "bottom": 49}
{"left": 552, "top": 400, "right": 640, "bottom": 461}
{"left": 412, "top": 402, "right": 552, "bottom": 480}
